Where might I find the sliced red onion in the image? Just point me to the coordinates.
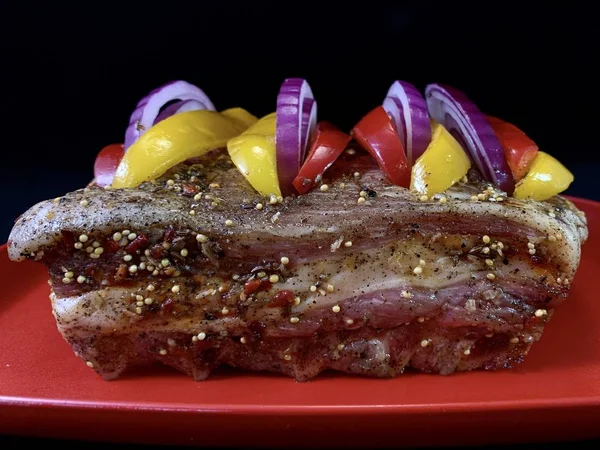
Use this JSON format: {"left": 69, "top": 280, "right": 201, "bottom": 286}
{"left": 276, "top": 78, "right": 317, "bottom": 196}
{"left": 425, "top": 83, "right": 515, "bottom": 193}
{"left": 301, "top": 97, "right": 317, "bottom": 161}
{"left": 153, "top": 99, "right": 207, "bottom": 124}
{"left": 382, "top": 96, "right": 407, "bottom": 151}
{"left": 382, "top": 81, "right": 431, "bottom": 164}
{"left": 124, "top": 80, "right": 215, "bottom": 151}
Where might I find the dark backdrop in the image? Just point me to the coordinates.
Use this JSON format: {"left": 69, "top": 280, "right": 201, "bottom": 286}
{"left": 1, "top": 3, "right": 599, "bottom": 448}
{"left": 1, "top": 2, "right": 598, "bottom": 240}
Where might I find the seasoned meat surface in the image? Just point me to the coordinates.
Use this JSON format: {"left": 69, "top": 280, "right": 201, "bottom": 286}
{"left": 7, "top": 148, "right": 588, "bottom": 380}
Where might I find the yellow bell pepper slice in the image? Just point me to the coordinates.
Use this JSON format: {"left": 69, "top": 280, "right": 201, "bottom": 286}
{"left": 221, "top": 107, "right": 259, "bottom": 129}
{"left": 410, "top": 122, "right": 471, "bottom": 196}
{"left": 513, "top": 151, "right": 574, "bottom": 201}
{"left": 227, "top": 112, "right": 281, "bottom": 197}
{"left": 112, "top": 109, "right": 256, "bottom": 189}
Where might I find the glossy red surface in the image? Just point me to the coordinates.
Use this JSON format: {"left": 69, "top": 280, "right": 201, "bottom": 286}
{"left": 1, "top": 197, "right": 600, "bottom": 448}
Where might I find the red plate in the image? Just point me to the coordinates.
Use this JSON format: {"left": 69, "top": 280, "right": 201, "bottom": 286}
{"left": 1, "top": 197, "right": 600, "bottom": 448}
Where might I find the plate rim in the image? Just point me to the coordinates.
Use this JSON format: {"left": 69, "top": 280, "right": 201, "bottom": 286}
{"left": 2, "top": 394, "right": 600, "bottom": 415}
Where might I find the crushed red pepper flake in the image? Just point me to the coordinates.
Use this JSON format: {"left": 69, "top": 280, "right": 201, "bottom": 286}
{"left": 125, "top": 234, "right": 149, "bottom": 253}
{"left": 163, "top": 226, "right": 176, "bottom": 242}
{"left": 268, "top": 290, "right": 295, "bottom": 308}
{"left": 160, "top": 298, "right": 175, "bottom": 315}
{"left": 61, "top": 230, "right": 75, "bottom": 249}
{"left": 104, "top": 238, "right": 120, "bottom": 253}
{"left": 181, "top": 183, "right": 200, "bottom": 196}
{"left": 243, "top": 278, "right": 272, "bottom": 296}
{"left": 150, "top": 244, "right": 164, "bottom": 259}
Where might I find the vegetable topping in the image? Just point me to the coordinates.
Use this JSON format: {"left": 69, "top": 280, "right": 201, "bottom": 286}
{"left": 382, "top": 80, "right": 432, "bottom": 164}
{"left": 352, "top": 105, "right": 411, "bottom": 188}
{"left": 410, "top": 122, "right": 471, "bottom": 197}
{"left": 293, "top": 121, "right": 352, "bottom": 194}
{"left": 227, "top": 112, "right": 281, "bottom": 197}
{"left": 153, "top": 99, "right": 206, "bottom": 124}
{"left": 94, "top": 143, "right": 124, "bottom": 188}
{"left": 275, "top": 78, "right": 318, "bottom": 196}
{"left": 487, "top": 115, "right": 539, "bottom": 181}
{"left": 124, "top": 80, "right": 215, "bottom": 151}
{"left": 104, "top": 78, "right": 573, "bottom": 203}
{"left": 425, "top": 83, "right": 515, "bottom": 194}
{"left": 112, "top": 109, "right": 256, "bottom": 189}
{"left": 513, "top": 151, "right": 574, "bottom": 201}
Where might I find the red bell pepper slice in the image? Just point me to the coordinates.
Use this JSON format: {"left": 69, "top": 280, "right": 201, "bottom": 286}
{"left": 293, "top": 121, "right": 352, "bottom": 194}
{"left": 352, "top": 106, "right": 410, "bottom": 188}
{"left": 94, "top": 143, "right": 124, "bottom": 187}
{"left": 487, "top": 115, "right": 538, "bottom": 181}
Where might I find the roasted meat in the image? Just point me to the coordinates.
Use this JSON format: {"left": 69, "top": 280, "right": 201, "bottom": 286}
{"left": 7, "top": 148, "right": 588, "bottom": 381}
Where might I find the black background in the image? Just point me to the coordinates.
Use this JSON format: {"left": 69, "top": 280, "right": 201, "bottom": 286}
{"left": 2, "top": 2, "right": 599, "bottom": 242}
{"left": 1, "top": 1, "right": 599, "bottom": 447}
